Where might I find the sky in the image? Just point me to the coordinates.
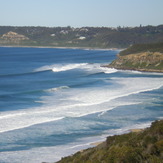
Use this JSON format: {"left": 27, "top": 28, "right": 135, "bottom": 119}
{"left": 0, "top": 0, "right": 163, "bottom": 27}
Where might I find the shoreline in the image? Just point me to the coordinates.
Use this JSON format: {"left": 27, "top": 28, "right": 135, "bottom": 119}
{"left": 56, "top": 120, "right": 163, "bottom": 163}
{"left": 90, "top": 128, "right": 144, "bottom": 146}
{"left": 115, "top": 67, "right": 163, "bottom": 73}
{"left": 104, "top": 65, "right": 163, "bottom": 73}
{"left": 0, "top": 45, "right": 122, "bottom": 51}
{"left": 89, "top": 128, "right": 144, "bottom": 148}
{"left": 112, "top": 66, "right": 163, "bottom": 73}
{"left": 55, "top": 125, "right": 150, "bottom": 163}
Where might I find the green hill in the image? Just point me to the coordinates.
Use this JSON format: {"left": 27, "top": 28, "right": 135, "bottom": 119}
{"left": 0, "top": 25, "right": 163, "bottom": 48}
{"left": 119, "top": 42, "right": 163, "bottom": 56}
{"left": 56, "top": 120, "right": 163, "bottom": 163}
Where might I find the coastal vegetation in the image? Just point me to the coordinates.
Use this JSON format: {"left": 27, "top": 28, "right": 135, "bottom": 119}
{"left": 107, "top": 42, "right": 163, "bottom": 72}
{"left": 119, "top": 42, "right": 163, "bottom": 56}
{"left": 56, "top": 120, "right": 163, "bottom": 163}
{"left": 0, "top": 25, "right": 163, "bottom": 48}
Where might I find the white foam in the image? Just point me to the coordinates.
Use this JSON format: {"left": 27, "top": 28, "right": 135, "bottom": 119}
{"left": 120, "top": 69, "right": 163, "bottom": 75}
{"left": 34, "top": 65, "right": 53, "bottom": 71}
{"left": 0, "top": 121, "right": 153, "bottom": 163}
{"left": 62, "top": 78, "right": 163, "bottom": 107}
{"left": 52, "top": 63, "right": 88, "bottom": 72}
{"left": 0, "top": 76, "right": 162, "bottom": 133}
{"left": 34, "top": 63, "right": 88, "bottom": 72}
{"left": 0, "top": 116, "right": 64, "bottom": 133}
{"left": 0, "top": 141, "right": 93, "bottom": 163}
{"left": 45, "top": 86, "right": 69, "bottom": 92}
{"left": 0, "top": 101, "right": 138, "bottom": 133}
{"left": 100, "top": 67, "right": 118, "bottom": 74}
{"left": 33, "top": 63, "right": 119, "bottom": 75}
{"left": 0, "top": 112, "right": 26, "bottom": 119}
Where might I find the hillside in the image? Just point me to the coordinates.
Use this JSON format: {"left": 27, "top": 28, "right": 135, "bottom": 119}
{"left": 56, "top": 120, "right": 163, "bottom": 163}
{"left": 0, "top": 25, "right": 163, "bottom": 48}
{"left": 119, "top": 42, "right": 163, "bottom": 56}
{"left": 107, "top": 42, "right": 163, "bottom": 72}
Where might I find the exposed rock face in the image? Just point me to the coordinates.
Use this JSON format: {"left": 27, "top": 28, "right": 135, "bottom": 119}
{"left": 0, "top": 31, "right": 29, "bottom": 44}
{"left": 107, "top": 52, "right": 163, "bottom": 73}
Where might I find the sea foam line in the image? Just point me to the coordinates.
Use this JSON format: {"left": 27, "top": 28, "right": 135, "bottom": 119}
{"left": 0, "top": 113, "right": 26, "bottom": 119}
{"left": 100, "top": 67, "right": 118, "bottom": 74}
{"left": 34, "top": 63, "right": 119, "bottom": 75}
{"left": 45, "top": 86, "right": 70, "bottom": 92}
{"left": 0, "top": 117, "right": 64, "bottom": 133}
{"left": 52, "top": 63, "right": 88, "bottom": 72}
{"left": 1, "top": 84, "right": 162, "bottom": 133}
{"left": 0, "top": 77, "right": 162, "bottom": 133}
{"left": 0, "top": 102, "right": 137, "bottom": 133}
{"left": 0, "top": 122, "right": 153, "bottom": 163}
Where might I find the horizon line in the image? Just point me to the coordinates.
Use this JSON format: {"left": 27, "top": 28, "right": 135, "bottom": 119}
{"left": 0, "top": 24, "right": 163, "bottom": 28}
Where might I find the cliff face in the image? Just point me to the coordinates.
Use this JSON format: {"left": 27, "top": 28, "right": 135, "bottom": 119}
{"left": 108, "top": 51, "right": 163, "bottom": 72}
{"left": 0, "top": 31, "right": 29, "bottom": 44}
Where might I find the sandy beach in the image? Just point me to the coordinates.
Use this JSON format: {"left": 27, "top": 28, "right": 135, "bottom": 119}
{"left": 0, "top": 45, "right": 121, "bottom": 51}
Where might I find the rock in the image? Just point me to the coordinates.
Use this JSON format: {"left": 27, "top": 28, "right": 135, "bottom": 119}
{"left": 0, "top": 31, "right": 29, "bottom": 44}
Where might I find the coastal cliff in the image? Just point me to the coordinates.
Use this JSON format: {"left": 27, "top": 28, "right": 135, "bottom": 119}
{"left": 107, "top": 43, "right": 163, "bottom": 73}
{"left": 0, "top": 31, "right": 29, "bottom": 44}
{"left": 56, "top": 120, "right": 163, "bottom": 163}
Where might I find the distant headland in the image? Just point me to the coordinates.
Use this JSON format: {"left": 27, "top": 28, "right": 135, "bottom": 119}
{"left": 1, "top": 25, "right": 163, "bottom": 73}
{"left": 0, "top": 25, "right": 163, "bottom": 49}
{"left": 106, "top": 42, "right": 163, "bottom": 73}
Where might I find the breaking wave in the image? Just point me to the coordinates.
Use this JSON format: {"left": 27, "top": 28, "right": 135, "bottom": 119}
{"left": 52, "top": 63, "right": 88, "bottom": 72}
{"left": 45, "top": 86, "right": 70, "bottom": 92}
{"left": 0, "top": 76, "right": 162, "bottom": 133}
{"left": 34, "top": 63, "right": 118, "bottom": 75}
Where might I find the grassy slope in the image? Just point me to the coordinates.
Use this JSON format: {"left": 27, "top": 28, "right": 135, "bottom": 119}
{"left": 56, "top": 120, "right": 163, "bottom": 163}
{"left": 119, "top": 42, "right": 163, "bottom": 56}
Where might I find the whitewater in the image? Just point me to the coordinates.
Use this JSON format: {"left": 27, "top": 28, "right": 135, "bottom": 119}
{"left": 0, "top": 47, "right": 163, "bottom": 163}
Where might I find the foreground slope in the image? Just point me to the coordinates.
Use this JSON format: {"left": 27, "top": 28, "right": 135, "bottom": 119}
{"left": 56, "top": 120, "right": 163, "bottom": 163}
{"left": 107, "top": 42, "right": 163, "bottom": 72}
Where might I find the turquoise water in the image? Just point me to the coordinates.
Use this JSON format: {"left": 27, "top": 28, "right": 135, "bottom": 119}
{"left": 0, "top": 47, "right": 163, "bottom": 163}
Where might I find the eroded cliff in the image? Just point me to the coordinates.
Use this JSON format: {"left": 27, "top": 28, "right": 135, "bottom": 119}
{"left": 107, "top": 42, "right": 163, "bottom": 73}
{"left": 108, "top": 51, "right": 163, "bottom": 72}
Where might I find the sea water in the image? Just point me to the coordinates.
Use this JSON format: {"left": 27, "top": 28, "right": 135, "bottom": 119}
{"left": 0, "top": 47, "right": 162, "bottom": 163}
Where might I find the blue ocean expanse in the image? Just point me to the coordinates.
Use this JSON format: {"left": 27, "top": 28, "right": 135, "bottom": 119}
{"left": 0, "top": 47, "right": 163, "bottom": 163}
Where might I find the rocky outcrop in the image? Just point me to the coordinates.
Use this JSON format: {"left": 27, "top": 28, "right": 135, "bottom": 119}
{"left": 0, "top": 31, "right": 29, "bottom": 44}
{"left": 107, "top": 51, "right": 163, "bottom": 73}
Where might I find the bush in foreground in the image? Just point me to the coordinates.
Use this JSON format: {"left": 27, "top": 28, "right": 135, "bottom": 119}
{"left": 56, "top": 120, "right": 163, "bottom": 163}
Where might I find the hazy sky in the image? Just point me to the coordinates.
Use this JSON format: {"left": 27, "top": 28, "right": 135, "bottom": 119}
{"left": 0, "top": 0, "right": 163, "bottom": 27}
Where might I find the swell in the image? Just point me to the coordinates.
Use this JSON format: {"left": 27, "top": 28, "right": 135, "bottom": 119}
{"left": 0, "top": 63, "right": 117, "bottom": 79}
{"left": 0, "top": 69, "right": 51, "bottom": 78}
{"left": 0, "top": 85, "right": 70, "bottom": 98}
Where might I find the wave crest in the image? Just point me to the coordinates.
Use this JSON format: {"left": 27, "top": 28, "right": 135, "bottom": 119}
{"left": 46, "top": 86, "right": 70, "bottom": 92}
{"left": 99, "top": 67, "right": 118, "bottom": 74}
{"left": 52, "top": 63, "right": 88, "bottom": 72}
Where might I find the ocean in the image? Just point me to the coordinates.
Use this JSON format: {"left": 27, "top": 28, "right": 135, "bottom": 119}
{"left": 0, "top": 47, "right": 163, "bottom": 163}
